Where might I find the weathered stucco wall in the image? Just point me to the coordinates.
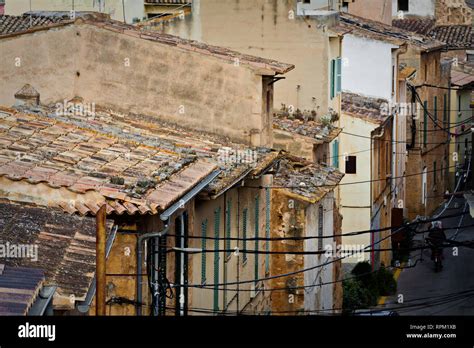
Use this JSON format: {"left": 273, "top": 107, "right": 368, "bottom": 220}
{"left": 0, "top": 22, "right": 271, "bottom": 146}
{"left": 0, "top": 26, "right": 77, "bottom": 106}
{"left": 159, "top": 0, "right": 338, "bottom": 116}
{"left": 401, "top": 49, "right": 449, "bottom": 218}
{"left": 190, "top": 177, "right": 270, "bottom": 315}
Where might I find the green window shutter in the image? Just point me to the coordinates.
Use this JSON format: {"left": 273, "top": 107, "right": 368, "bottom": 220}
{"left": 213, "top": 207, "right": 221, "bottom": 312}
{"left": 201, "top": 219, "right": 208, "bottom": 285}
{"left": 330, "top": 59, "right": 335, "bottom": 100}
{"left": 443, "top": 94, "right": 447, "bottom": 122}
{"left": 242, "top": 208, "right": 248, "bottom": 262}
{"left": 434, "top": 96, "right": 438, "bottom": 121}
{"left": 336, "top": 57, "right": 342, "bottom": 94}
{"left": 225, "top": 199, "right": 232, "bottom": 258}
{"left": 254, "top": 195, "right": 260, "bottom": 284}
{"left": 333, "top": 140, "right": 339, "bottom": 169}
{"left": 423, "top": 101, "right": 428, "bottom": 147}
{"left": 265, "top": 187, "right": 271, "bottom": 275}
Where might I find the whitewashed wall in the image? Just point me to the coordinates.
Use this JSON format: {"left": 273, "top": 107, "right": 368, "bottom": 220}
{"left": 342, "top": 34, "right": 397, "bottom": 101}
{"left": 392, "top": 0, "right": 435, "bottom": 17}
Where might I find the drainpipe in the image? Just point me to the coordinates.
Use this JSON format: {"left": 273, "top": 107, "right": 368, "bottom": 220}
{"left": 178, "top": 213, "right": 185, "bottom": 316}
{"left": 371, "top": 127, "right": 385, "bottom": 270}
{"left": 96, "top": 204, "right": 107, "bottom": 316}
{"left": 136, "top": 220, "right": 170, "bottom": 316}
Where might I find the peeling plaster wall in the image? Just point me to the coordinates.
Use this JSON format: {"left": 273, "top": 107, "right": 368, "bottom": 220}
{"left": 269, "top": 189, "right": 338, "bottom": 314}
{"left": 303, "top": 193, "right": 334, "bottom": 312}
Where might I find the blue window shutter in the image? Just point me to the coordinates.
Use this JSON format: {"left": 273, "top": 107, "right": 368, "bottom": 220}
{"left": 201, "top": 219, "right": 208, "bottom": 285}
{"left": 213, "top": 207, "right": 221, "bottom": 312}
{"left": 333, "top": 140, "right": 339, "bottom": 169}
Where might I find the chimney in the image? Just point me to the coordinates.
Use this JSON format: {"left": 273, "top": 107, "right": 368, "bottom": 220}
{"left": 14, "top": 84, "right": 40, "bottom": 106}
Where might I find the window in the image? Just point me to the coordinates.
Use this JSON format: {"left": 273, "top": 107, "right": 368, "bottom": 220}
{"left": 392, "top": 65, "right": 395, "bottom": 95}
{"left": 242, "top": 208, "right": 248, "bottom": 263}
{"left": 345, "top": 156, "right": 356, "bottom": 174}
{"left": 201, "top": 220, "right": 208, "bottom": 285}
{"left": 330, "top": 58, "right": 342, "bottom": 99}
{"left": 213, "top": 207, "right": 221, "bottom": 312}
{"left": 423, "top": 100, "right": 428, "bottom": 147}
{"left": 434, "top": 96, "right": 437, "bottom": 121}
{"left": 254, "top": 195, "right": 260, "bottom": 284}
{"left": 225, "top": 199, "right": 232, "bottom": 258}
{"left": 332, "top": 140, "right": 339, "bottom": 168}
{"left": 398, "top": 0, "right": 409, "bottom": 11}
{"left": 318, "top": 205, "right": 324, "bottom": 251}
{"left": 330, "top": 59, "right": 335, "bottom": 99}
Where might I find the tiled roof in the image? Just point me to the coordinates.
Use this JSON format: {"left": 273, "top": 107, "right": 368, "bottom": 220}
{"left": 392, "top": 17, "right": 435, "bottom": 35}
{"left": 0, "top": 14, "right": 64, "bottom": 35}
{"left": 333, "top": 13, "right": 445, "bottom": 51}
{"left": 273, "top": 156, "right": 344, "bottom": 203}
{"left": 341, "top": 92, "right": 389, "bottom": 124}
{"left": 451, "top": 69, "right": 474, "bottom": 87}
{"left": 392, "top": 18, "right": 473, "bottom": 50}
{"left": 0, "top": 264, "right": 44, "bottom": 315}
{"left": 0, "top": 104, "right": 281, "bottom": 215}
{"left": 273, "top": 115, "right": 342, "bottom": 144}
{"left": 0, "top": 200, "right": 113, "bottom": 308}
{"left": 430, "top": 25, "right": 473, "bottom": 49}
{"left": 0, "top": 106, "right": 217, "bottom": 216}
{"left": 0, "top": 16, "right": 294, "bottom": 75}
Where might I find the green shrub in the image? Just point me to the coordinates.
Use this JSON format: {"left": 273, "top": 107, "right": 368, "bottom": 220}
{"left": 376, "top": 266, "right": 397, "bottom": 296}
{"left": 343, "top": 262, "right": 397, "bottom": 312}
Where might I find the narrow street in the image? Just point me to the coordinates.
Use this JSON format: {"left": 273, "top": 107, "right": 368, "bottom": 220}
{"left": 384, "top": 197, "right": 474, "bottom": 315}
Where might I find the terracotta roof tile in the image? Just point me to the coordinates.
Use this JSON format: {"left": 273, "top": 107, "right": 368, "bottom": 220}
{"left": 273, "top": 114, "right": 341, "bottom": 144}
{"left": 273, "top": 156, "right": 344, "bottom": 203}
{"left": 0, "top": 200, "right": 114, "bottom": 307}
{"left": 341, "top": 92, "right": 389, "bottom": 124}
{"left": 334, "top": 13, "right": 445, "bottom": 51}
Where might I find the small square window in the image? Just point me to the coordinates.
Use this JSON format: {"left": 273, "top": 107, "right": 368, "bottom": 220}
{"left": 398, "top": 0, "right": 409, "bottom": 12}
{"left": 345, "top": 156, "right": 356, "bottom": 174}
